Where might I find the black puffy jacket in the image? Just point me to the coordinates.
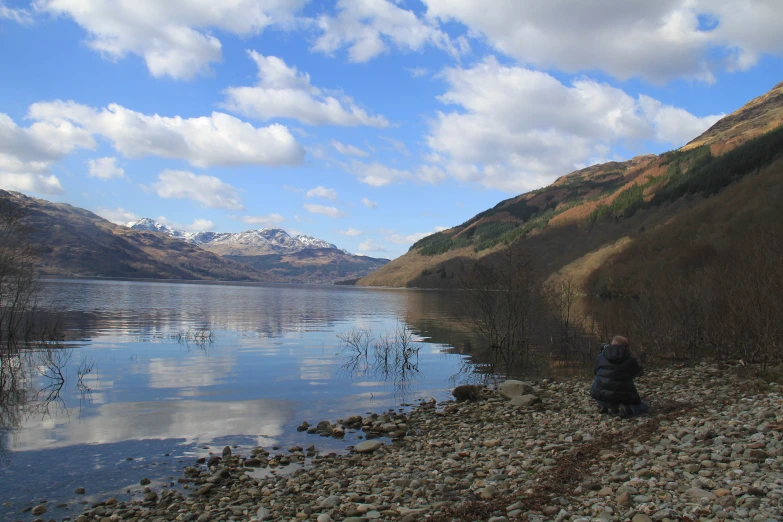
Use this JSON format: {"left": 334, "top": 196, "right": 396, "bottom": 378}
{"left": 590, "top": 343, "right": 643, "bottom": 405}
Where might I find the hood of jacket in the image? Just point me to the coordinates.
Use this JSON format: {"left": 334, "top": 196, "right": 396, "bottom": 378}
{"left": 604, "top": 343, "right": 630, "bottom": 363}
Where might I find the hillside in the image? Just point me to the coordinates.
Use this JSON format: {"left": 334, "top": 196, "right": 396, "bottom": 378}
{"left": 0, "top": 191, "right": 269, "bottom": 281}
{"left": 127, "top": 218, "right": 389, "bottom": 283}
{"left": 358, "top": 80, "right": 783, "bottom": 290}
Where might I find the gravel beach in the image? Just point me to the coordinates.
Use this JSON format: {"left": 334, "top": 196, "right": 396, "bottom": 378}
{"left": 30, "top": 362, "right": 783, "bottom": 522}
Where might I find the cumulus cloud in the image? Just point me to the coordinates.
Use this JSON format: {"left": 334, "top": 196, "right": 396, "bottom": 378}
{"left": 223, "top": 51, "right": 387, "bottom": 127}
{"left": 423, "top": 0, "right": 783, "bottom": 83}
{"left": 35, "top": 0, "right": 308, "bottom": 80}
{"left": 305, "top": 186, "right": 337, "bottom": 200}
{"left": 240, "top": 214, "right": 285, "bottom": 227}
{"left": 87, "top": 156, "right": 125, "bottom": 180}
{"left": 0, "top": 111, "right": 95, "bottom": 195}
{"left": 639, "top": 96, "right": 723, "bottom": 145}
{"left": 331, "top": 140, "right": 369, "bottom": 157}
{"left": 357, "top": 238, "right": 386, "bottom": 253}
{"left": 312, "top": 0, "right": 466, "bottom": 62}
{"left": 95, "top": 207, "right": 139, "bottom": 225}
{"left": 424, "top": 57, "right": 722, "bottom": 192}
{"left": 303, "top": 203, "right": 345, "bottom": 218}
{"left": 152, "top": 170, "right": 244, "bottom": 210}
{"left": 337, "top": 228, "right": 363, "bottom": 236}
{"left": 361, "top": 197, "right": 378, "bottom": 208}
{"left": 28, "top": 100, "right": 304, "bottom": 167}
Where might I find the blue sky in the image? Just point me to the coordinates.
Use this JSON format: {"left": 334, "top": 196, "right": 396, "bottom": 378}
{"left": 1, "top": 1, "right": 782, "bottom": 259}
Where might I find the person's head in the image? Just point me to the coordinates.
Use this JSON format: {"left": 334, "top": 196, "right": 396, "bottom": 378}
{"left": 611, "top": 335, "right": 628, "bottom": 346}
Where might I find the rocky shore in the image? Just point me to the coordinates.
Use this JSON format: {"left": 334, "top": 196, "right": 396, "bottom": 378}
{"left": 30, "top": 362, "right": 783, "bottom": 522}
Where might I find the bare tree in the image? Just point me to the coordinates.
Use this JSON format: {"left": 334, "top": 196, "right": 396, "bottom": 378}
{"left": 457, "top": 247, "right": 545, "bottom": 375}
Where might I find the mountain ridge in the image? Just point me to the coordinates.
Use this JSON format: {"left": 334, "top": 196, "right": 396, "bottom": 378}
{"left": 126, "top": 218, "right": 350, "bottom": 256}
{"left": 358, "top": 80, "right": 783, "bottom": 290}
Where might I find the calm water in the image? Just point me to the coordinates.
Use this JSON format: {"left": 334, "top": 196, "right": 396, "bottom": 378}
{"left": 0, "top": 279, "right": 477, "bottom": 520}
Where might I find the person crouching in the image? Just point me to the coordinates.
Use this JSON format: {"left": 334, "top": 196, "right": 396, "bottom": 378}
{"left": 590, "top": 335, "right": 648, "bottom": 418}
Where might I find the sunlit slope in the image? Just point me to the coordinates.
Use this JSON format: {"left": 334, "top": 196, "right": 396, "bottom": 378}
{"left": 358, "top": 81, "right": 783, "bottom": 289}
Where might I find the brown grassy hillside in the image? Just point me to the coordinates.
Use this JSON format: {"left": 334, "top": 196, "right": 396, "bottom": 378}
{"left": 2, "top": 190, "right": 271, "bottom": 281}
{"left": 359, "top": 80, "right": 783, "bottom": 291}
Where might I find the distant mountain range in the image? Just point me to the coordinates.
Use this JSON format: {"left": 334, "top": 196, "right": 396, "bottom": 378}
{"left": 0, "top": 193, "right": 389, "bottom": 283}
{"left": 126, "top": 218, "right": 349, "bottom": 256}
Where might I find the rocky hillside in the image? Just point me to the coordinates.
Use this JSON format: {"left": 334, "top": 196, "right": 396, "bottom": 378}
{"left": 359, "top": 80, "right": 783, "bottom": 290}
{"left": 1, "top": 191, "right": 269, "bottom": 281}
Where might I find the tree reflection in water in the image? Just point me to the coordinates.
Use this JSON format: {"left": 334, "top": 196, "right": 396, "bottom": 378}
{"left": 337, "top": 323, "right": 422, "bottom": 401}
{"left": 0, "top": 344, "right": 94, "bottom": 466}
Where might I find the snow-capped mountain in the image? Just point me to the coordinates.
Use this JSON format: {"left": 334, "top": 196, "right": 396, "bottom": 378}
{"left": 126, "top": 218, "right": 348, "bottom": 256}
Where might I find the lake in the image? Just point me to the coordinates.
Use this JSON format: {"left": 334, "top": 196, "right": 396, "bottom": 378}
{"left": 0, "top": 279, "right": 482, "bottom": 520}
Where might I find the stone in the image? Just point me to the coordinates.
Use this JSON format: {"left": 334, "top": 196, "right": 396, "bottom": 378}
{"left": 320, "top": 495, "right": 342, "bottom": 508}
{"left": 685, "top": 487, "right": 717, "bottom": 500}
{"left": 480, "top": 486, "right": 496, "bottom": 499}
{"left": 488, "top": 518, "right": 509, "bottom": 522}
{"left": 257, "top": 506, "right": 271, "bottom": 520}
{"left": 316, "top": 515, "right": 332, "bottom": 522}
{"left": 632, "top": 515, "right": 653, "bottom": 522}
{"left": 31, "top": 505, "right": 47, "bottom": 516}
{"left": 498, "top": 380, "right": 534, "bottom": 399}
{"left": 355, "top": 440, "right": 383, "bottom": 454}
{"left": 509, "top": 394, "right": 540, "bottom": 407}
{"left": 222, "top": 445, "right": 232, "bottom": 457}
{"left": 74, "top": 488, "right": 86, "bottom": 494}
{"left": 140, "top": 477, "right": 151, "bottom": 485}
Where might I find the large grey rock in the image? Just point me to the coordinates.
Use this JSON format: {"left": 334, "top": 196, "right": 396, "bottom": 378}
{"left": 355, "top": 440, "right": 383, "bottom": 453}
{"left": 256, "top": 506, "right": 271, "bottom": 520}
{"left": 498, "top": 380, "right": 534, "bottom": 399}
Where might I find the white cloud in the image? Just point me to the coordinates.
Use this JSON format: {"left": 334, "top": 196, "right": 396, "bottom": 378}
{"left": 639, "top": 95, "right": 723, "bottom": 145}
{"left": 0, "top": 172, "right": 64, "bottom": 194}
{"left": 312, "top": 0, "right": 465, "bottom": 62}
{"left": 28, "top": 100, "right": 304, "bottom": 167}
{"left": 305, "top": 186, "right": 338, "bottom": 200}
{"left": 331, "top": 140, "right": 369, "bottom": 157}
{"left": 381, "top": 137, "right": 410, "bottom": 156}
{"left": 95, "top": 207, "right": 138, "bottom": 225}
{"left": 303, "top": 203, "right": 345, "bottom": 218}
{"left": 424, "top": 57, "right": 722, "bottom": 192}
{"left": 337, "top": 228, "right": 363, "bottom": 236}
{"left": 357, "top": 239, "right": 386, "bottom": 253}
{"left": 87, "top": 156, "right": 125, "bottom": 180}
{"left": 406, "top": 67, "right": 429, "bottom": 78}
{"left": 384, "top": 226, "right": 445, "bottom": 245}
{"left": 423, "top": 0, "right": 783, "bottom": 83}
{"left": 241, "top": 214, "right": 285, "bottom": 227}
{"left": 223, "top": 51, "right": 388, "bottom": 127}
{"left": 361, "top": 197, "right": 378, "bottom": 208}
{"left": 152, "top": 170, "right": 244, "bottom": 210}
{"left": 349, "top": 160, "right": 411, "bottom": 187}
{"left": 35, "top": 0, "right": 309, "bottom": 80}
{"left": 0, "top": 111, "right": 95, "bottom": 195}
{"left": 1, "top": 2, "right": 33, "bottom": 24}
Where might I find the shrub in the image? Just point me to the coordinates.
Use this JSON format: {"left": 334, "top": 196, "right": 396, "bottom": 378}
{"left": 452, "top": 384, "right": 483, "bottom": 401}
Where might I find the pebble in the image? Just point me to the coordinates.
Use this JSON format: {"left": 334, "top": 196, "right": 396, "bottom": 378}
{"left": 34, "top": 362, "right": 782, "bottom": 522}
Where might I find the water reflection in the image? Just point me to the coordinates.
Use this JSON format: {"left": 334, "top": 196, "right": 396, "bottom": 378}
{"left": 337, "top": 324, "right": 423, "bottom": 401}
